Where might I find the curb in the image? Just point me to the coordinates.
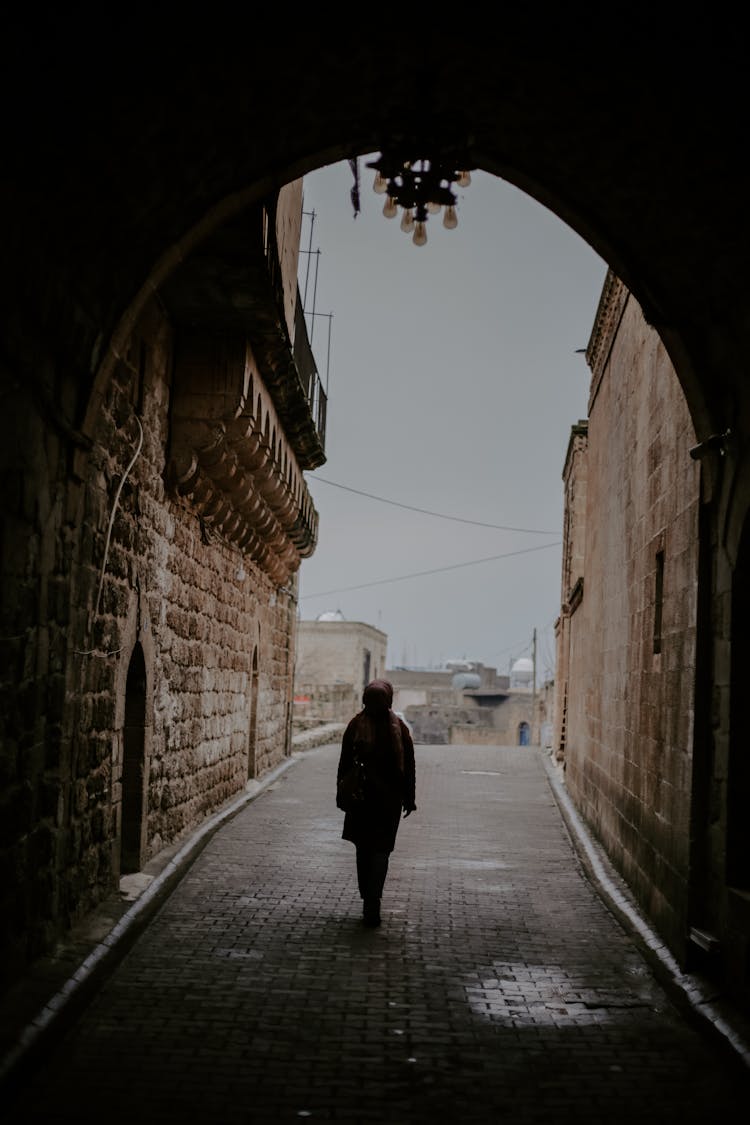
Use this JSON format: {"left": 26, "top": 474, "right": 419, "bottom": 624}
{"left": 291, "top": 724, "right": 345, "bottom": 752}
{"left": 0, "top": 754, "right": 300, "bottom": 1095}
{"left": 543, "top": 752, "right": 750, "bottom": 1072}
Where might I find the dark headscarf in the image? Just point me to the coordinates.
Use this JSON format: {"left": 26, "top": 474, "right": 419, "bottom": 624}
{"left": 362, "top": 679, "right": 394, "bottom": 713}
{"left": 358, "top": 680, "right": 403, "bottom": 772}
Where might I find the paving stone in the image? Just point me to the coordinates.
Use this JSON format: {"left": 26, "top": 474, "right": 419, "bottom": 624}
{"left": 2, "top": 744, "right": 750, "bottom": 1123}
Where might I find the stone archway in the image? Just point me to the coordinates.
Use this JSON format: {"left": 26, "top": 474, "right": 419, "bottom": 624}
{"left": 4, "top": 16, "right": 750, "bottom": 1001}
{"left": 5, "top": 23, "right": 748, "bottom": 453}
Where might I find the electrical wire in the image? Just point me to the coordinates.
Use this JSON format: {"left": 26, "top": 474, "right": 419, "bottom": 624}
{"left": 94, "top": 415, "right": 144, "bottom": 617}
{"left": 75, "top": 415, "right": 144, "bottom": 656}
{"left": 300, "top": 540, "right": 561, "bottom": 600}
{"left": 307, "top": 475, "right": 559, "bottom": 535}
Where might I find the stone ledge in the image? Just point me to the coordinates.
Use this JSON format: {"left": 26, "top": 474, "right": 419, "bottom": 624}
{"left": 291, "top": 723, "right": 345, "bottom": 751}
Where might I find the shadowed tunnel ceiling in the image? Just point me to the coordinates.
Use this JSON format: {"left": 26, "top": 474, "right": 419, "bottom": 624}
{"left": 2, "top": 17, "right": 749, "bottom": 450}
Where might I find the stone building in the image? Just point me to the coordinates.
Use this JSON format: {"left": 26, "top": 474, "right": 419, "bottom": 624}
{"left": 553, "top": 421, "right": 589, "bottom": 763}
{"left": 293, "top": 612, "right": 387, "bottom": 726}
{"left": 555, "top": 270, "right": 702, "bottom": 966}
{"left": 0, "top": 180, "right": 325, "bottom": 989}
{"left": 389, "top": 663, "right": 534, "bottom": 745}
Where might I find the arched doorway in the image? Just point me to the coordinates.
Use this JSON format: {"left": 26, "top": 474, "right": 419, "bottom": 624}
{"left": 248, "top": 646, "right": 259, "bottom": 780}
{"left": 121, "top": 643, "right": 147, "bottom": 874}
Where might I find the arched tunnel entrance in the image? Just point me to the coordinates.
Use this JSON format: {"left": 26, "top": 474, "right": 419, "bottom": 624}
{"left": 2, "top": 20, "right": 750, "bottom": 1010}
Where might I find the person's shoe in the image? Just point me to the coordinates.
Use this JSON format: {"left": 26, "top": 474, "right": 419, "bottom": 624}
{"left": 363, "top": 898, "right": 381, "bottom": 927}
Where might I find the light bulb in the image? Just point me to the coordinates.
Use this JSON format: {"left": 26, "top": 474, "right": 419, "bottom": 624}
{"left": 412, "top": 221, "right": 428, "bottom": 247}
{"left": 456, "top": 170, "right": 471, "bottom": 188}
{"left": 383, "top": 195, "right": 398, "bottom": 219}
{"left": 443, "top": 205, "right": 458, "bottom": 230}
{"left": 373, "top": 171, "right": 388, "bottom": 194}
{"left": 400, "top": 208, "right": 415, "bottom": 233}
{"left": 427, "top": 200, "right": 441, "bottom": 214}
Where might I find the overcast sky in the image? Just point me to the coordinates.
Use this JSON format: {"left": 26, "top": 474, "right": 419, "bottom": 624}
{"left": 295, "top": 157, "right": 607, "bottom": 681}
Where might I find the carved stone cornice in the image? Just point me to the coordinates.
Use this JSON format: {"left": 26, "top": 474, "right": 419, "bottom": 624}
{"left": 167, "top": 331, "right": 318, "bottom": 585}
{"left": 586, "top": 269, "right": 629, "bottom": 410}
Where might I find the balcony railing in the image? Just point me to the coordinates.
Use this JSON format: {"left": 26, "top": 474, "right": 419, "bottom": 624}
{"left": 293, "top": 297, "right": 327, "bottom": 448}
{"left": 163, "top": 199, "right": 327, "bottom": 472}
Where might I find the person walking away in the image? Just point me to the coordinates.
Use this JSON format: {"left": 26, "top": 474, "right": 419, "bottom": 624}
{"left": 336, "top": 680, "right": 416, "bottom": 927}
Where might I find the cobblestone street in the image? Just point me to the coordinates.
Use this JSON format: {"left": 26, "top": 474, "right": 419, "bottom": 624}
{"left": 3, "top": 743, "right": 750, "bottom": 1123}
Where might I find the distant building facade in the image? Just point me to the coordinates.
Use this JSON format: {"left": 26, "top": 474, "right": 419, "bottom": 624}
{"left": 389, "top": 662, "right": 535, "bottom": 746}
{"left": 293, "top": 613, "right": 387, "bottom": 725}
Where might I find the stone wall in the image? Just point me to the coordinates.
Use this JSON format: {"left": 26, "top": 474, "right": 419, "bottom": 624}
{"left": 0, "top": 286, "right": 312, "bottom": 991}
{"left": 486, "top": 694, "right": 535, "bottom": 742}
{"left": 451, "top": 726, "right": 509, "bottom": 746}
{"left": 293, "top": 682, "right": 358, "bottom": 726}
{"left": 554, "top": 422, "right": 588, "bottom": 761}
{"left": 563, "top": 273, "right": 700, "bottom": 959}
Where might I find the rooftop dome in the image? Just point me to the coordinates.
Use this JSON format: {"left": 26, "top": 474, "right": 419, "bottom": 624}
{"left": 316, "top": 609, "right": 346, "bottom": 622}
{"left": 510, "top": 656, "right": 534, "bottom": 689}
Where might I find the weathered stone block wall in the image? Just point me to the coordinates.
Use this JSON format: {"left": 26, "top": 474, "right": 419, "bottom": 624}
{"left": 488, "top": 694, "right": 534, "bottom": 741}
{"left": 408, "top": 704, "right": 488, "bottom": 745}
{"left": 564, "top": 282, "right": 700, "bottom": 956}
{"left": 293, "top": 681, "right": 358, "bottom": 725}
{"left": 391, "top": 688, "right": 429, "bottom": 712}
{"left": 554, "top": 422, "right": 588, "bottom": 760}
{"left": 1, "top": 340, "right": 77, "bottom": 977}
{"left": 0, "top": 296, "right": 304, "bottom": 990}
{"left": 82, "top": 299, "right": 297, "bottom": 851}
{"left": 450, "top": 726, "right": 507, "bottom": 746}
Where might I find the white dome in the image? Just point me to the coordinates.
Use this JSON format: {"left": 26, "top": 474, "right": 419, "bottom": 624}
{"left": 510, "top": 657, "right": 534, "bottom": 685}
{"left": 316, "top": 609, "right": 346, "bottom": 622}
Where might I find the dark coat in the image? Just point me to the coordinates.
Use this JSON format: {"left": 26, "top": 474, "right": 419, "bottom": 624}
{"left": 337, "top": 699, "right": 416, "bottom": 854}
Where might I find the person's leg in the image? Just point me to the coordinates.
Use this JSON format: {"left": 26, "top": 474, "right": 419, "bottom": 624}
{"left": 362, "top": 851, "right": 389, "bottom": 926}
{"left": 356, "top": 847, "right": 378, "bottom": 925}
{"left": 355, "top": 847, "right": 370, "bottom": 899}
{"left": 370, "top": 851, "right": 389, "bottom": 899}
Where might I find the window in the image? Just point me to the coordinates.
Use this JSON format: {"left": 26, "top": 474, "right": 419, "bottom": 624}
{"left": 653, "top": 549, "right": 664, "bottom": 654}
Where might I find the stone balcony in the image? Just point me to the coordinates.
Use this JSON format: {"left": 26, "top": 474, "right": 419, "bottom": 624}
{"left": 162, "top": 200, "right": 324, "bottom": 584}
{"left": 167, "top": 332, "right": 319, "bottom": 585}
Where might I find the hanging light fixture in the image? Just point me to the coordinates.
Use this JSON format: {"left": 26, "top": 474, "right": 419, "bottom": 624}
{"left": 366, "top": 152, "right": 473, "bottom": 247}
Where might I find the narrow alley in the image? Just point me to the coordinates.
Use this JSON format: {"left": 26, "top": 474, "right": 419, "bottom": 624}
{"left": 3, "top": 743, "right": 749, "bottom": 1124}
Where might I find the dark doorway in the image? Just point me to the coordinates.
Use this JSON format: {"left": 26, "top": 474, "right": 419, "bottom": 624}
{"left": 518, "top": 722, "right": 531, "bottom": 746}
{"left": 121, "top": 643, "right": 147, "bottom": 874}
{"left": 248, "top": 646, "right": 259, "bottom": 779}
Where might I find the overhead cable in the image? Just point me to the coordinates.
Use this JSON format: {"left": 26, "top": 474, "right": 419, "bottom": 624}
{"left": 300, "top": 540, "right": 561, "bottom": 600}
{"left": 307, "top": 475, "right": 559, "bottom": 535}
